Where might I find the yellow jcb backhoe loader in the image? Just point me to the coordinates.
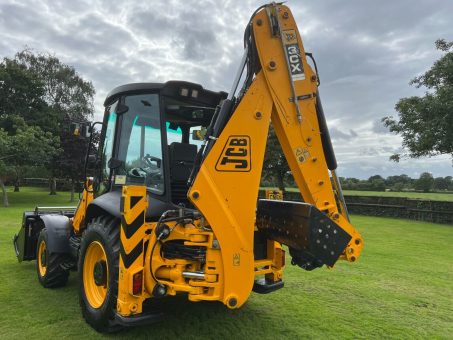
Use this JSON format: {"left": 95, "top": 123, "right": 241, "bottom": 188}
{"left": 13, "top": 3, "right": 362, "bottom": 332}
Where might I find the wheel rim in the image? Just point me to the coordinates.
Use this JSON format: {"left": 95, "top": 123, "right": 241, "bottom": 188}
{"left": 37, "top": 240, "right": 47, "bottom": 277}
{"left": 83, "top": 241, "right": 109, "bottom": 309}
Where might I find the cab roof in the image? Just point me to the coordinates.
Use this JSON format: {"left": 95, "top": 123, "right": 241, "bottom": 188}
{"left": 104, "top": 81, "right": 227, "bottom": 108}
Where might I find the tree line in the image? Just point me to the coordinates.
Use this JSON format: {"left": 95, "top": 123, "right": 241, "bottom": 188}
{"left": 339, "top": 173, "right": 452, "bottom": 193}
{"left": 0, "top": 49, "right": 94, "bottom": 206}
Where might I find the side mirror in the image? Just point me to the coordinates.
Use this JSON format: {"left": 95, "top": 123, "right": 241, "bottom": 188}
{"left": 71, "top": 122, "right": 92, "bottom": 138}
{"left": 82, "top": 125, "right": 91, "bottom": 138}
{"left": 71, "top": 122, "right": 81, "bottom": 136}
{"left": 192, "top": 127, "right": 206, "bottom": 141}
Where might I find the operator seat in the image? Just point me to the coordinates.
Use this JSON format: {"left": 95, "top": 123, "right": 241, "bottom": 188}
{"left": 168, "top": 142, "right": 197, "bottom": 205}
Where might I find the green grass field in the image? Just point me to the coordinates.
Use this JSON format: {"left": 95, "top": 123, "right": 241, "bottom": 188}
{"left": 279, "top": 187, "right": 453, "bottom": 201}
{"left": 1, "top": 188, "right": 452, "bottom": 339}
{"left": 343, "top": 190, "right": 453, "bottom": 201}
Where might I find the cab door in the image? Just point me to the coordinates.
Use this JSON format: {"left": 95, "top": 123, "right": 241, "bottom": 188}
{"left": 94, "top": 100, "right": 118, "bottom": 196}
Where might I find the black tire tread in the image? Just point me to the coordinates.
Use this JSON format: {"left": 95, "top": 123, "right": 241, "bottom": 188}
{"left": 37, "top": 229, "right": 70, "bottom": 288}
{"left": 79, "top": 215, "right": 121, "bottom": 333}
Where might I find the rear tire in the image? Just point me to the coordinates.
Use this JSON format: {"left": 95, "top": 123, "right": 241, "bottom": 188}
{"left": 78, "top": 216, "right": 121, "bottom": 333}
{"left": 36, "top": 228, "right": 70, "bottom": 288}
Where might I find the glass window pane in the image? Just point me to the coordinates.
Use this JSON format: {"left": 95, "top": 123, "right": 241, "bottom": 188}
{"left": 166, "top": 122, "right": 182, "bottom": 145}
{"left": 99, "top": 104, "right": 117, "bottom": 194}
{"left": 117, "top": 94, "right": 164, "bottom": 194}
{"left": 189, "top": 125, "right": 204, "bottom": 151}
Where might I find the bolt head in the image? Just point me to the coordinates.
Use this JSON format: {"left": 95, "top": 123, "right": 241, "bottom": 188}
{"left": 268, "top": 60, "right": 277, "bottom": 70}
{"left": 228, "top": 297, "right": 237, "bottom": 308}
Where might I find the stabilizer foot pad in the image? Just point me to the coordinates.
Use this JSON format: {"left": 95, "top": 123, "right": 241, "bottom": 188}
{"left": 252, "top": 278, "right": 284, "bottom": 294}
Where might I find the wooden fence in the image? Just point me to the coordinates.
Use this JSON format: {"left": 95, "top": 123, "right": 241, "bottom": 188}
{"left": 259, "top": 190, "right": 453, "bottom": 225}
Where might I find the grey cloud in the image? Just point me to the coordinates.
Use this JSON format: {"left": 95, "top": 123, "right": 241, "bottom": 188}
{"left": 372, "top": 119, "right": 391, "bottom": 134}
{"left": 1, "top": 0, "right": 452, "bottom": 178}
{"left": 330, "top": 127, "right": 358, "bottom": 141}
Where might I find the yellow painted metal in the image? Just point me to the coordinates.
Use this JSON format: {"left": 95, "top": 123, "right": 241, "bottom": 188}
{"left": 189, "top": 72, "right": 273, "bottom": 308}
{"left": 144, "top": 218, "right": 223, "bottom": 302}
{"left": 83, "top": 241, "right": 108, "bottom": 309}
{"left": 187, "top": 3, "right": 363, "bottom": 309}
{"left": 72, "top": 179, "right": 94, "bottom": 234}
{"left": 252, "top": 5, "right": 363, "bottom": 260}
{"left": 117, "top": 185, "right": 150, "bottom": 316}
{"left": 37, "top": 239, "right": 47, "bottom": 277}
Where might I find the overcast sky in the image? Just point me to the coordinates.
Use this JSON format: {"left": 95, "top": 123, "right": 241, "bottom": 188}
{"left": 0, "top": 0, "right": 452, "bottom": 179}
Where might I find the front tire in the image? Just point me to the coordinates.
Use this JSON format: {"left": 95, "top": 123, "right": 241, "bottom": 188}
{"left": 36, "top": 228, "right": 70, "bottom": 288}
{"left": 78, "top": 216, "right": 120, "bottom": 333}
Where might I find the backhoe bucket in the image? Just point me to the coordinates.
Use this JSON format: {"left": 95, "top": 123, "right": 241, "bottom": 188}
{"left": 256, "top": 199, "right": 351, "bottom": 270}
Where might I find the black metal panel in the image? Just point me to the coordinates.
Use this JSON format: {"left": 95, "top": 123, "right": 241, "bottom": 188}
{"left": 256, "top": 199, "right": 351, "bottom": 268}
{"left": 253, "top": 231, "right": 267, "bottom": 260}
{"left": 104, "top": 83, "right": 164, "bottom": 106}
{"left": 40, "top": 215, "right": 72, "bottom": 253}
{"left": 86, "top": 190, "right": 175, "bottom": 222}
{"left": 315, "top": 93, "right": 337, "bottom": 170}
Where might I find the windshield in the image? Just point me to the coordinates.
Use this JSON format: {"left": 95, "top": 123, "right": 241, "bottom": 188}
{"left": 116, "top": 93, "right": 164, "bottom": 194}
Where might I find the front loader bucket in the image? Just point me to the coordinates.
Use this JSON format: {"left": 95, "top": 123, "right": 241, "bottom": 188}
{"left": 14, "top": 207, "right": 76, "bottom": 262}
{"left": 256, "top": 199, "right": 351, "bottom": 270}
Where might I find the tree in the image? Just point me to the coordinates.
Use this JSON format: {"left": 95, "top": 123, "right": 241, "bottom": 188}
{"left": 383, "top": 39, "right": 453, "bottom": 162}
{"left": 262, "top": 126, "right": 291, "bottom": 192}
{"left": 446, "top": 176, "right": 453, "bottom": 191}
{"left": 9, "top": 123, "right": 60, "bottom": 188}
{"left": 0, "top": 128, "right": 11, "bottom": 206}
{"left": 0, "top": 123, "right": 59, "bottom": 206}
{"left": 433, "top": 177, "right": 449, "bottom": 191}
{"left": 415, "top": 172, "right": 434, "bottom": 192}
{"left": 14, "top": 49, "right": 95, "bottom": 122}
{"left": 11, "top": 49, "right": 95, "bottom": 194}
{"left": 0, "top": 59, "right": 58, "bottom": 135}
{"left": 367, "top": 175, "right": 386, "bottom": 191}
{"left": 53, "top": 127, "right": 91, "bottom": 202}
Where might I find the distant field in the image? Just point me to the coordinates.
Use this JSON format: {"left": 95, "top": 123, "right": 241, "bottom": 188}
{"left": 277, "top": 187, "right": 453, "bottom": 202}
{"left": 1, "top": 188, "right": 452, "bottom": 338}
{"left": 343, "top": 190, "right": 453, "bottom": 201}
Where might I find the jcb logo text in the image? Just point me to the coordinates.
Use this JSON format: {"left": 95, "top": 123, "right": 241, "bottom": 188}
{"left": 216, "top": 136, "right": 251, "bottom": 172}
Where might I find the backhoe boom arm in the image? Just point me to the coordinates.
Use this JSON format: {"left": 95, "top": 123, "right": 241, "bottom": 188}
{"left": 189, "top": 3, "right": 362, "bottom": 308}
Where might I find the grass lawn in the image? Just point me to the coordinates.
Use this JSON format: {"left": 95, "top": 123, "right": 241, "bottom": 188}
{"left": 1, "top": 188, "right": 452, "bottom": 339}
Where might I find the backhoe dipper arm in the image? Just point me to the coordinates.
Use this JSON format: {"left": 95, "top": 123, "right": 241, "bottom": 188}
{"left": 189, "top": 4, "right": 362, "bottom": 309}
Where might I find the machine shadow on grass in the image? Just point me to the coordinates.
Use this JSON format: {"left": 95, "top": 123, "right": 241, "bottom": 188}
{"left": 15, "top": 258, "right": 287, "bottom": 337}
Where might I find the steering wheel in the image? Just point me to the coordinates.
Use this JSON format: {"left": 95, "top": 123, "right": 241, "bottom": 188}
{"left": 142, "top": 154, "right": 162, "bottom": 169}
{"left": 128, "top": 154, "right": 162, "bottom": 184}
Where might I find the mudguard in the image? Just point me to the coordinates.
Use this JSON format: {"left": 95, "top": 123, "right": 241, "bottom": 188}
{"left": 85, "top": 190, "right": 174, "bottom": 222}
{"left": 86, "top": 191, "right": 122, "bottom": 222}
{"left": 40, "top": 215, "right": 72, "bottom": 254}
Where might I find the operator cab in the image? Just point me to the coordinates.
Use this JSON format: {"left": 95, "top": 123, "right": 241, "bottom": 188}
{"left": 93, "top": 81, "right": 227, "bottom": 220}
